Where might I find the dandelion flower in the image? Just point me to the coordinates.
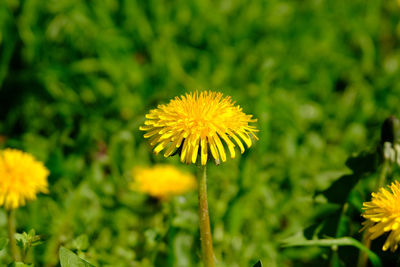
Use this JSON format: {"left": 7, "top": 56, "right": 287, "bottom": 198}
{"left": 0, "top": 149, "right": 49, "bottom": 209}
{"left": 140, "top": 91, "right": 258, "bottom": 165}
{"left": 361, "top": 181, "right": 400, "bottom": 251}
{"left": 131, "top": 165, "right": 196, "bottom": 199}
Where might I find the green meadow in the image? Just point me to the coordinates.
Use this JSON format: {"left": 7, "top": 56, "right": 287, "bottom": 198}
{"left": 1, "top": 0, "right": 400, "bottom": 266}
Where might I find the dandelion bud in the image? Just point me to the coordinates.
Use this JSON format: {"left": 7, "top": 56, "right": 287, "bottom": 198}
{"left": 381, "top": 115, "right": 400, "bottom": 145}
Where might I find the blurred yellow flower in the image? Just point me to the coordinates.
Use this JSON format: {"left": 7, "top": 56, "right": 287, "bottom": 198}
{"left": 140, "top": 91, "right": 258, "bottom": 165}
{"left": 0, "top": 149, "right": 49, "bottom": 210}
{"left": 131, "top": 165, "right": 196, "bottom": 199}
{"left": 361, "top": 181, "right": 400, "bottom": 251}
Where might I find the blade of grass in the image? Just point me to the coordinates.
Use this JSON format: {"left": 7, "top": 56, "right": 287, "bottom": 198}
{"left": 282, "top": 237, "right": 381, "bottom": 267}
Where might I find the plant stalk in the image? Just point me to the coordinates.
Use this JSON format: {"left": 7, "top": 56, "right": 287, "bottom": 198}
{"left": 7, "top": 209, "right": 20, "bottom": 261}
{"left": 377, "top": 159, "right": 390, "bottom": 189}
{"left": 197, "top": 165, "right": 215, "bottom": 267}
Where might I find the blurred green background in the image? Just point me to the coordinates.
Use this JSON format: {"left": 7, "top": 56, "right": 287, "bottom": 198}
{"left": 1, "top": 0, "right": 400, "bottom": 266}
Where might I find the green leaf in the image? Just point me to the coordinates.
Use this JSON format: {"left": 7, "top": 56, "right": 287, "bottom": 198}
{"left": 253, "top": 260, "right": 262, "bottom": 267}
{"left": 282, "top": 237, "right": 381, "bottom": 267}
{"left": 0, "top": 237, "right": 7, "bottom": 251}
{"left": 319, "top": 152, "right": 377, "bottom": 204}
{"left": 345, "top": 152, "right": 377, "bottom": 175}
{"left": 15, "top": 230, "right": 42, "bottom": 250}
{"left": 71, "top": 235, "right": 89, "bottom": 251}
{"left": 59, "top": 247, "right": 95, "bottom": 267}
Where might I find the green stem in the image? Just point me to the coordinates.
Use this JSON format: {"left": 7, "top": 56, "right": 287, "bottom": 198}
{"left": 357, "top": 159, "right": 390, "bottom": 267}
{"left": 7, "top": 209, "right": 20, "bottom": 261}
{"left": 377, "top": 159, "right": 390, "bottom": 189}
{"left": 197, "top": 165, "right": 215, "bottom": 267}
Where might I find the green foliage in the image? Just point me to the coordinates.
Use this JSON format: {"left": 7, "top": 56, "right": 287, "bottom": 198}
{"left": 71, "top": 235, "right": 89, "bottom": 252}
{"left": 7, "top": 262, "right": 34, "bottom": 267}
{"left": 0, "top": 237, "right": 7, "bottom": 251}
{"left": 15, "top": 229, "right": 43, "bottom": 262}
{"left": 283, "top": 236, "right": 382, "bottom": 267}
{"left": 59, "top": 247, "right": 95, "bottom": 267}
{"left": 319, "top": 151, "right": 378, "bottom": 204}
{"left": 253, "top": 260, "right": 263, "bottom": 267}
{"left": 1, "top": 0, "right": 400, "bottom": 266}
{"left": 282, "top": 118, "right": 400, "bottom": 266}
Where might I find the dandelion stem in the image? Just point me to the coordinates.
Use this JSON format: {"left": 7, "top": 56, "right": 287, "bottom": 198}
{"left": 377, "top": 159, "right": 390, "bottom": 189}
{"left": 197, "top": 165, "right": 215, "bottom": 267}
{"left": 7, "top": 209, "right": 20, "bottom": 261}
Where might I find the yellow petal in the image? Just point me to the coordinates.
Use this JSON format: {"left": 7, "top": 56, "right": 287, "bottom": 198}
{"left": 154, "top": 140, "right": 170, "bottom": 154}
{"left": 144, "top": 129, "right": 160, "bottom": 139}
{"left": 227, "top": 129, "right": 245, "bottom": 153}
{"left": 218, "top": 132, "right": 236, "bottom": 158}
{"left": 208, "top": 136, "right": 219, "bottom": 161}
{"left": 164, "top": 132, "right": 184, "bottom": 157}
{"left": 200, "top": 137, "right": 208, "bottom": 165}
{"left": 236, "top": 131, "right": 252, "bottom": 148}
{"left": 139, "top": 125, "right": 154, "bottom": 131}
{"left": 213, "top": 135, "right": 226, "bottom": 162}
{"left": 180, "top": 139, "right": 188, "bottom": 162}
{"left": 191, "top": 138, "right": 200, "bottom": 164}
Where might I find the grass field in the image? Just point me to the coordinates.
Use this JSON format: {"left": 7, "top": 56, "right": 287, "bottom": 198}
{"left": 1, "top": 0, "right": 400, "bottom": 266}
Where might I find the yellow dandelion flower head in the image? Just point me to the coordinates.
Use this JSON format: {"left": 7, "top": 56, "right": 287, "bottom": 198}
{"left": 140, "top": 91, "right": 259, "bottom": 165}
{"left": 361, "top": 181, "right": 400, "bottom": 251}
{"left": 0, "top": 149, "right": 49, "bottom": 209}
{"left": 131, "top": 165, "right": 196, "bottom": 199}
